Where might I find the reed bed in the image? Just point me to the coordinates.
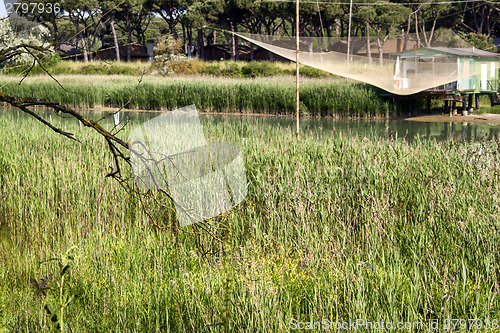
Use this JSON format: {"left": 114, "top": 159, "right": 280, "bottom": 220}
{"left": 0, "top": 110, "right": 499, "bottom": 332}
{"left": 0, "top": 75, "right": 393, "bottom": 117}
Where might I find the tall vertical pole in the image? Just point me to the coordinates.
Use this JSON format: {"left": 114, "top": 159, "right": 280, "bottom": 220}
{"left": 296, "top": 0, "right": 300, "bottom": 134}
{"left": 347, "top": 0, "right": 353, "bottom": 70}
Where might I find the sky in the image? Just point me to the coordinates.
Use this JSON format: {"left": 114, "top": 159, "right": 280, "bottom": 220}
{"left": 0, "top": 1, "right": 7, "bottom": 19}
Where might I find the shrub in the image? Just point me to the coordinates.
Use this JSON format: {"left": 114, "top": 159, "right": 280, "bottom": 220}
{"left": 77, "top": 63, "right": 138, "bottom": 75}
{"left": 460, "top": 33, "right": 497, "bottom": 52}
{"left": 154, "top": 35, "right": 182, "bottom": 59}
{"left": 219, "top": 63, "right": 242, "bottom": 77}
{"left": 199, "top": 62, "right": 221, "bottom": 76}
{"left": 167, "top": 59, "right": 204, "bottom": 75}
{"left": 299, "top": 65, "right": 330, "bottom": 78}
{"left": 241, "top": 61, "right": 280, "bottom": 77}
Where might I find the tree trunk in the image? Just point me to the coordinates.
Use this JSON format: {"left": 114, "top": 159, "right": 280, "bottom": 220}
{"left": 88, "top": 36, "right": 94, "bottom": 62}
{"left": 230, "top": 22, "right": 236, "bottom": 61}
{"left": 110, "top": 14, "right": 120, "bottom": 61}
{"left": 182, "top": 24, "right": 187, "bottom": 54}
{"left": 421, "top": 17, "right": 428, "bottom": 46}
{"left": 187, "top": 27, "right": 192, "bottom": 57}
{"left": 70, "top": 17, "right": 88, "bottom": 62}
{"left": 375, "top": 29, "right": 389, "bottom": 64}
{"left": 485, "top": 6, "right": 497, "bottom": 38}
{"left": 81, "top": 35, "right": 88, "bottom": 62}
{"left": 223, "top": 32, "right": 231, "bottom": 60}
{"left": 477, "top": 6, "right": 485, "bottom": 33}
{"left": 377, "top": 39, "right": 383, "bottom": 64}
{"left": 334, "top": 18, "right": 341, "bottom": 36}
{"left": 326, "top": 25, "right": 333, "bottom": 50}
{"left": 487, "top": 18, "right": 497, "bottom": 38}
{"left": 265, "top": 24, "right": 271, "bottom": 36}
{"left": 169, "top": 13, "right": 178, "bottom": 40}
{"left": 415, "top": 12, "right": 422, "bottom": 47}
{"left": 403, "top": 13, "right": 412, "bottom": 51}
{"left": 127, "top": 16, "right": 132, "bottom": 62}
{"left": 376, "top": 31, "right": 391, "bottom": 64}
{"left": 51, "top": 20, "right": 59, "bottom": 50}
{"left": 197, "top": 29, "right": 204, "bottom": 59}
{"left": 235, "top": 35, "right": 240, "bottom": 60}
{"left": 473, "top": 7, "right": 481, "bottom": 33}
{"left": 136, "top": 26, "right": 143, "bottom": 45}
{"left": 427, "top": 18, "right": 438, "bottom": 46}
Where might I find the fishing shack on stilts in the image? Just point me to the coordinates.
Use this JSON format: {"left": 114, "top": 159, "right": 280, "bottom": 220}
{"left": 390, "top": 47, "right": 500, "bottom": 115}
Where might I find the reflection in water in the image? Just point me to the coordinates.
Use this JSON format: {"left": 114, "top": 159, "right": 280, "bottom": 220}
{"left": 1, "top": 108, "right": 500, "bottom": 142}
{"left": 203, "top": 114, "right": 500, "bottom": 142}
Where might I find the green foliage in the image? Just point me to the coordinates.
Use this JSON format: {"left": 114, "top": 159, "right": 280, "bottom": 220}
{"left": 1, "top": 58, "right": 333, "bottom": 78}
{"left": 356, "top": 2, "right": 410, "bottom": 34}
{"left": 154, "top": 35, "right": 182, "bottom": 58}
{"left": 299, "top": 65, "right": 330, "bottom": 78}
{"left": 37, "top": 246, "right": 78, "bottom": 333}
{"left": 218, "top": 62, "right": 242, "bottom": 77}
{"left": 241, "top": 61, "right": 279, "bottom": 77}
{"left": 78, "top": 63, "right": 139, "bottom": 75}
{"left": 0, "top": 60, "right": 149, "bottom": 76}
{"left": 434, "top": 29, "right": 474, "bottom": 48}
{"left": 0, "top": 18, "right": 52, "bottom": 67}
{"left": 152, "top": 59, "right": 332, "bottom": 78}
{"left": 152, "top": 54, "right": 194, "bottom": 75}
{"left": 199, "top": 62, "right": 221, "bottom": 75}
{"left": 460, "top": 33, "right": 497, "bottom": 52}
{"left": 166, "top": 58, "right": 204, "bottom": 75}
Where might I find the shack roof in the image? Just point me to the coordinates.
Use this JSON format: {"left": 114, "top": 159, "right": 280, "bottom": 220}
{"left": 393, "top": 47, "right": 500, "bottom": 59}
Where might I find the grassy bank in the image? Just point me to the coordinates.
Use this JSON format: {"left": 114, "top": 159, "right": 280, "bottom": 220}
{"left": 0, "top": 75, "right": 394, "bottom": 117}
{"left": 0, "top": 59, "right": 331, "bottom": 79}
{"left": 0, "top": 110, "right": 499, "bottom": 331}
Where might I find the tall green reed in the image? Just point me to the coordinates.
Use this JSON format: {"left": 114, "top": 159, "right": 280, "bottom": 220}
{"left": 0, "top": 76, "right": 394, "bottom": 117}
{"left": 0, "top": 110, "right": 498, "bottom": 331}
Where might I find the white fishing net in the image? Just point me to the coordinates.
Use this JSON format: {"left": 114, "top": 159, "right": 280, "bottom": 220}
{"left": 235, "top": 30, "right": 500, "bottom": 95}
{"left": 129, "top": 105, "right": 248, "bottom": 227}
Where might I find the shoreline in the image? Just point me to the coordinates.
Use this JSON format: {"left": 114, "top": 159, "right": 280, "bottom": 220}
{"left": 3, "top": 104, "right": 500, "bottom": 124}
{"left": 406, "top": 113, "right": 500, "bottom": 125}
{"left": 59, "top": 107, "right": 500, "bottom": 125}
{"left": 79, "top": 107, "right": 397, "bottom": 119}
{"left": 0, "top": 104, "right": 399, "bottom": 120}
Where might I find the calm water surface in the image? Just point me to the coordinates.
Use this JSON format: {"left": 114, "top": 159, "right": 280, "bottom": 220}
{"left": 2, "top": 108, "right": 500, "bottom": 142}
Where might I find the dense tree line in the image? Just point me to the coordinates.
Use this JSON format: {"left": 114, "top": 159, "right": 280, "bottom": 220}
{"left": 18, "top": 0, "right": 500, "bottom": 61}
